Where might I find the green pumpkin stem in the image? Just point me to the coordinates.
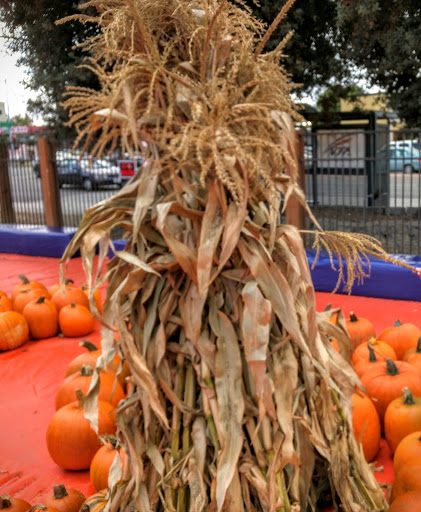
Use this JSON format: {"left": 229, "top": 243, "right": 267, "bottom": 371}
{"left": 323, "top": 303, "right": 332, "bottom": 312}
{"left": 386, "top": 359, "right": 400, "bottom": 376}
{"left": 80, "top": 364, "right": 94, "bottom": 377}
{"left": 349, "top": 311, "right": 358, "bottom": 322}
{"left": 75, "top": 389, "right": 86, "bottom": 408}
{"left": 36, "top": 296, "right": 46, "bottom": 304}
{"left": 18, "top": 274, "right": 30, "bottom": 284}
{"left": 80, "top": 340, "right": 99, "bottom": 352}
{"left": 416, "top": 337, "right": 421, "bottom": 354}
{"left": 53, "top": 484, "right": 69, "bottom": 500}
{"left": 0, "top": 495, "right": 12, "bottom": 509}
{"left": 367, "top": 343, "right": 378, "bottom": 363}
{"left": 394, "top": 319, "right": 402, "bottom": 327}
{"left": 403, "top": 387, "right": 415, "bottom": 406}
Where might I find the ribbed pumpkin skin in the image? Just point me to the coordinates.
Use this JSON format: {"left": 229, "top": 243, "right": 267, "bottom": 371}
{"left": 379, "top": 321, "right": 421, "bottom": 360}
{"left": 391, "top": 463, "right": 421, "bottom": 503}
{"left": 52, "top": 286, "right": 90, "bottom": 312}
{"left": 384, "top": 390, "right": 421, "bottom": 453}
{"left": 11, "top": 276, "right": 48, "bottom": 302}
{"left": 22, "top": 296, "right": 59, "bottom": 339}
{"left": 0, "top": 495, "right": 31, "bottom": 511}
{"left": 42, "top": 486, "right": 86, "bottom": 512}
{"left": 0, "top": 311, "right": 29, "bottom": 351}
{"left": 345, "top": 312, "right": 376, "bottom": 349}
{"left": 12, "top": 288, "right": 48, "bottom": 314}
{"left": 28, "top": 505, "right": 61, "bottom": 512}
{"left": 393, "top": 431, "right": 421, "bottom": 476}
{"left": 90, "top": 442, "right": 126, "bottom": 491}
{"left": 352, "top": 392, "right": 381, "bottom": 462}
{"left": 80, "top": 490, "right": 109, "bottom": 512}
{"left": 388, "top": 490, "right": 421, "bottom": 511}
{"left": 0, "top": 292, "right": 12, "bottom": 312}
{"left": 55, "top": 369, "right": 125, "bottom": 410}
{"left": 46, "top": 400, "right": 116, "bottom": 470}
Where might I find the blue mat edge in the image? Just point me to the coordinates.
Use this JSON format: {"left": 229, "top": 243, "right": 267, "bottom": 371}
{"left": 1, "top": 227, "right": 420, "bottom": 301}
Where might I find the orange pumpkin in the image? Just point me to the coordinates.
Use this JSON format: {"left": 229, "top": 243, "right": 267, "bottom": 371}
{"left": 352, "top": 391, "right": 381, "bottom": 462}
{"left": 384, "top": 388, "right": 421, "bottom": 453}
{"left": 90, "top": 437, "right": 126, "bottom": 492}
{"left": 402, "top": 337, "right": 421, "bottom": 373}
{"left": 12, "top": 288, "right": 49, "bottom": 314}
{"left": 55, "top": 364, "right": 125, "bottom": 410}
{"left": 48, "top": 279, "right": 75, "bottom": 297}
{"left": 360, "top": 358, "right": 421, "bottom": 428}
{"left": 46, "top": 391, "right": 116, "bottom": 470}
{"left": 22, "top": 296, "right": 59, "bottom": 339}
{"left": 388, "top": 490, "right": 421, "bottom": 511}
{"left": 0, "top": 494, "right": 31, "bottom": 511}
{"left": 0, "top": 311, "right": 29, "bottom": 351}
{"left": 378, "top": 320, "right": 421, "bottom": 360}
{"left": 11, "top": 275, "right": 48, "bottom": 303}
{"left": 0, "top": 292, "right": 12, "bottom": 313}
{"left": 65, "top": 340, "right": 130, "bottom": 389}
{"left": 394, "top": 431, "right": 421, "bottom": 476}
{"left": 352, "top": 337, "right": 396, "bottom": 367}
{"left": 81, "top": 284, "right": 103, "bottom": 314}
{"left": 391, "top": 462, "right": 421, "bottom": 503}
{"left": 345, "top": 312, "right": 376, "bottom": 350}
{"left": 52, "top": 286, "right": 90, "bottom": 312}
{"left": 58, "top": 303, "right": 95, "bottom": 337}
{"left": 42, "top": 485, "right": 86, "bottom": 512}
{"left": 79, "top": 490, "right": 109, "bottom": 512}
{"left": 353, "top": 343, "right": 382, "bottom": 378}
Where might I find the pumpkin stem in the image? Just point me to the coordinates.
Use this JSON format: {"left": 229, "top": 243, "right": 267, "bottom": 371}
{"left": 323, "top": 303, "right": 332, "bottom": 312}
{"left": 416, "top": 337, "right": 421, "bottom": 354}
{"left": 367, "top": 343, "right": 378, "bottom": 363}
{"left": 0, "top": 495, "right": 12, "bottom": 509}
{"left": 81, "top": 364, "right": 94, "bottom": 377}
{"left": 36, "top": 296, "right": 46, "bottom": 304}
{"left": 403, "top": 387, "right": 415, "bottom": 406}
{"left": 386, "top": 359, "right": 400, "bottom": 376}
{"left": 18, "top": 274, "right": 30, "bottom": 284}
{"left": 53, "top": 484, "right": 69, "bottom": 500}
{"left": 65, "top": 279, "right": 74, "bottom": 285}
{"left": 108, "top": 435, "right": 118, "bottom": 449}
{"left": 394, "top": 319, "right": 402, "bottom": 327}
{"left": 75, "top": 389, "right": 86, "bottom": 408}
{"left": 80, "top": 340, "right": 99, "bottom": 352}
{"left": 349, "top": 311, "right": 358, "bottom": 323}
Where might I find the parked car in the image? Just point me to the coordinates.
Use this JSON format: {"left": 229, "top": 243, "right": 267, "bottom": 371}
{"left": 389, "top": 139, "right": 421, "bottom": 152}
{"left": 377, "top": 146, "right": 421, "bottom": 174}
{"left": 57, "top": 158, "right": 121, "bottom": 190}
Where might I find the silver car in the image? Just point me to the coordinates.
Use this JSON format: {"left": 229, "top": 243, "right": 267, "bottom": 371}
{"left": 377, "top": 146, "right": 421, "bottom": 174}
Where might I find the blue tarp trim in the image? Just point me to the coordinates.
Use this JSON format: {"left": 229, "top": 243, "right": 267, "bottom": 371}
{"left": 0, "top": 224, "right": 77, "bottom": 258}
{"left": 1, "top": 229, "right": 420, "bottom": 301}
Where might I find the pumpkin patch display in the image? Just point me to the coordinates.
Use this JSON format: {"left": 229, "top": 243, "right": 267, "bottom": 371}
{"left": 46, "top": 390, "right": 117, "bottom": 470}
{"left": 360, "top": 358, "right": 421, "bottom": 427}
{"left": 55, "top": 364, "right": 125, "bottom": 410}
{"left": 42, "top": 485, "right": 86, "bottom": 512}
{"left": 51, "top": 286, "right": 90, "bottom": 312}
{"left": 79, "top": 490, "right": 109, "bottom": 512}
{"left": 393, "top": 431, "right": 421, "bottom": 476}
{"left": 384, "top": 388, "right": 421, "bottom": 453}
{"left": 22, "top": 296, "right": 59, "bottom": 339}
{"left": 58, "top": 303, "right": 95, "bottom": 337}
{"left": 0, "top": 494, "right": 31, "bottom": 511}
{"left": 352, "top": 391, "right": 381, "bottom": 462}
{"left": 345, "top": 312, "right": 376, "bottom": 349}
{"left": 11, "top": 275, "right": 48, "bottom": 303}
{"left": 378, "top": 320, "right": 421, "bottom": 360}
{"left": 0, "top": 311, "right": 29, "bottom": 351}
{"left": 90, "top": 437, "right": 126, "bottom": 492}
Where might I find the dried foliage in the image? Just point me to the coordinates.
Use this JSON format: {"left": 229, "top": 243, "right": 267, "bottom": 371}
{"left": 61, "top": 1, "right": 389, "bottom": 510}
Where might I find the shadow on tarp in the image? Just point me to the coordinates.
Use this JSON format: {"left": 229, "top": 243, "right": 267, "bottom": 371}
{"left": 1, "top": 228, "right": 419, "bottom": 301}
{"left": 307, "top": 249, "right": 421, "bottom": 302}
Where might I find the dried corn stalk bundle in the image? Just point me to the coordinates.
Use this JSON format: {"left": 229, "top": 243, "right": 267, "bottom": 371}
{"left": 61, "top": 1, "right": 389, "bottom": 510}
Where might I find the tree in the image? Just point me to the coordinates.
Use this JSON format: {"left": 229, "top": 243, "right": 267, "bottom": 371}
{"left": 11, "top": 113, "right": 33, "bottom": 125}
{"left": 316, "top": 84, "right": 364, "bottom": 113}
{"left": 338, "top": 0, "right": 421, "bottom": 127}
{"left": 0, "top": 1, "right": 99, "bottom": 132}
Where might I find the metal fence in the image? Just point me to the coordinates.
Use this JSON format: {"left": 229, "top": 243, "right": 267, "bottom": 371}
{"left": 1, "top": 129, "right": 421, "bottom": 255}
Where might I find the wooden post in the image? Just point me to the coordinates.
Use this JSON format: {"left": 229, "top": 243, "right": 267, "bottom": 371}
{"left": 286, "top": 130, "right": 307, "bottom": 236}
{"left": 0, "top": 143, "right": 16, "bottom": 224}
{"left": 38, "top": 137, "right": 63, "bottom": 228}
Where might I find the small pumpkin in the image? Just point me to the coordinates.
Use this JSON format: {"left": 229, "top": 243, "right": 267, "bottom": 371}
{"left": 0, "top": 292, "right": 12, "bottom": 313}
{"left": 42, "top": 485, "right": 85, "bottom": 512}
{"left": 360, "top": 358, "right": 421, "bottom": 428}
{"left": 352, "top": 337, "right": 397, "bottom": 367}
{"left": 388, "top": 490, "right": 421, "bottom": 511}
{"left": 393, "top": 431, "right": 421, "bottom": 476}
{"left": 51, "top": 286, "right": 90, "bottom": 312}
{"left": 22, "top": 296, "right": 58, "bottom": 339}
{"left": 384, "top": 388, "right": 421, "bottom": 453}
{"left": 79, "top": 490, "right": 109, "bottom": 512}
{"left": 90, "top": 436, "right": 126, "bottom": 492}
{"left": 55, "top": 364, "right": 125, "bottom": 410}
{"left": 402, "top": 337, "right": 421, "bottom": 373}
{"left": 46, "top": 390, "right": 116, "bottom": 470}
{"left": 353, "top": 343, "right": 382, "bottom": 378}
{"left": 11, "top": 275, "right": 48, "bottom": 303}
{"left": 345, "top": 312, "right": 376, "bottom": 350}
{"left": 0, "top": 494, "right": 31, "bottom": 512}
{"left": 352, "top": 391, "right": 381, "bottom": 462}
{"left": 0, "top": 311, "right": 29, "bottom": 352}
{"left": 378, "top": 320, "right": 421, "bottom": 360}
{"left": 13, "top": 288, "right": 49, "bottom": 315}
{"left": 48, "top": 279, "right": 75, "bottom": 297}
{"left": 81, "top": 284, "right": 103, "bottom": 314}
{"left": 58, "top": 303, "right": 95, "bottom": 337}
{"left": 390, "top": 462, "right": 421, "bottom": 503}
